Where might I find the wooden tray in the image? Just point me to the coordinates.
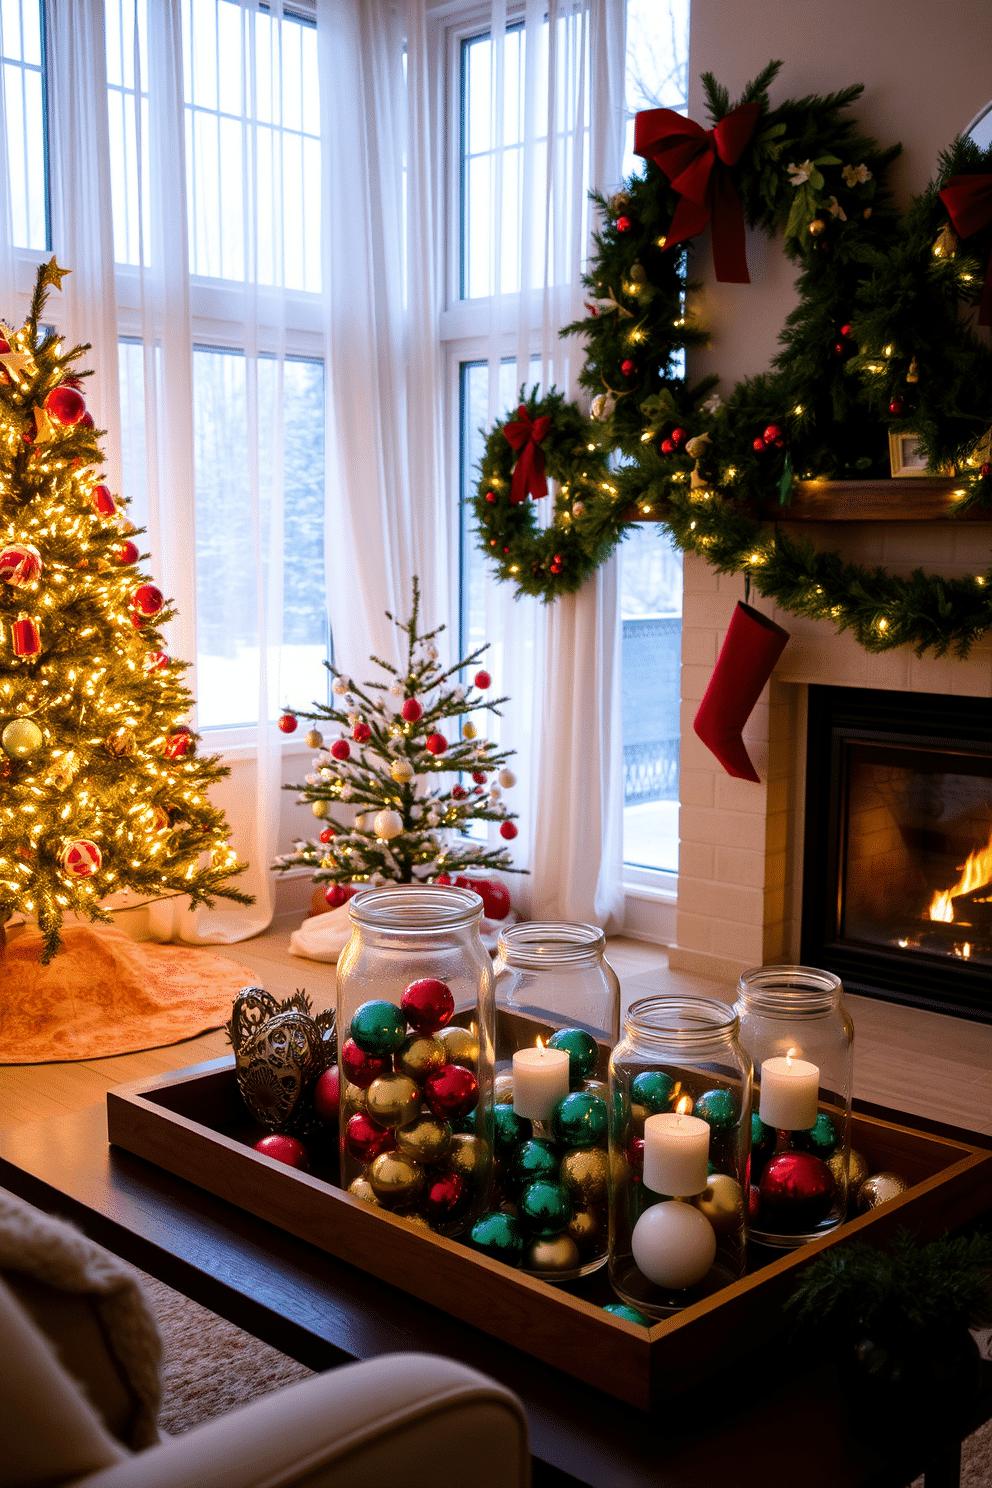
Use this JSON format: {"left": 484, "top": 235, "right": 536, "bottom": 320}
{"left": 106, "top": 1059, "right": 992, "bottom": 1411}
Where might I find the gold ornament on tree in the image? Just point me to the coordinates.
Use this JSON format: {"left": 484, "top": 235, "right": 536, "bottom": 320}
{"left": 932, "top": 223, "right": 959, "bottom": 258}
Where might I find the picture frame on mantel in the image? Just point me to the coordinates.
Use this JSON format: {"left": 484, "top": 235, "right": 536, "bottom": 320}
{"left": 889, "top": 432, "right": 929, "bottom": 477}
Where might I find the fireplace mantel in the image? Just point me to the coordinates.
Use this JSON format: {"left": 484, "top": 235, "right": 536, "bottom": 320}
{"left": 628, "top": 477, "right": 991, "bottom": 526}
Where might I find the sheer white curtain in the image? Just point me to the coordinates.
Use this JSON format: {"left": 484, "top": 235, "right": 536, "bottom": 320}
{"left": 477, "top": 0, "right": 627, "bottom": 927}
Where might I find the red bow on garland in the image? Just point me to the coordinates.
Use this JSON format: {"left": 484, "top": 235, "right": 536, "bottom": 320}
{"left": 938, "top": 173, "right": 992, "bottom": 326}
{"left": 633, "top": 102, "right": 761, "bottom": 284}
{"left": 503, "top": 405, "right": 551, "bottom": 504}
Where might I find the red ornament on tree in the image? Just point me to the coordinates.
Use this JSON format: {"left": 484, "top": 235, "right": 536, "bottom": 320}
{"left": 331, "top": 739, "right": 351, "bottom": 760}
{"left": 90, "top": 484, "right": 116, "bottom": 516}
{"left": 752, "top": 436, "right": 767, "bottom": 453}
{"left": 670, "top": 427, "right": 686, "bottom": 445}
{"left": 833, "top": 342, "right": 846, "bottom": 357}
{"left": 344, "top": 1111, "right": 394, "bottom": 1163}
{"left": 616, "top": 215, "right": 631, "bottom": 232}
{"left": 661, "top": 438, "right": 676, "bottom": 454}
{"left": 453, "top": 875, "right": 511, "bottom": 921}
{"left": 0, "top": 544, "right": 42, "bottom": 586}
{"left": 115, "top": 540, "right": 139, "bottom": 565}
{"left": 621, "top": 359, "right": 637, "bottom": 377}
{"left": 981, "top": 463, "right": 991, "bottom": 479}
{"left": 59, "top": 838, "right": 102, "bottom": 879}
{"left": 352, "top": 723, "right": 371, "bottom": 744}
{"left": 132, "top": 583, "right": 164, "bottom": 619}
{"left": 79, "top": 412, "right": 94, "bottom": 429}
{"left": 401, "top": 977, "right": 455, "bottom": 1035}
{"left": 313, "top": 1066, "right": 340, "bottom": 1124}
{"left": 341, "top": 1038, "right": 391, "bottom": 1089}
{"left": 474, "top": 670, "right": 491, "bottom": 689}
{"left": 839, "top": 324, "right": 852, "bottom": 338}
{"left": 421, "top": 1171, "right": 469, "bottom": 1223}
{"left": 254, "top": 1133, "right": 309, "bottom": 1170}
{"left": 324, "top": 883, "right": 348, "bottom": 908}
{"left": 889, "top": 398, "right": 905, "bottom": 415}
{"left": 143, "top": 651, "right": 169, "bottom": 673}
{"left": 164, "top": 726, "right": 193, "bottom": 760}
{"left": 44, "top": 385, "right": 86, "bottom": 425}
{"left": 401, "top": 697, "right": 422, "bottom": 722}
{"left": 499, "top": 821, "right": 518, "bottom": 840}
{"left": 763, "top": 426, "right": 783, "bottom": 445}
{"left": 471, "top": 771, "right": 487, "bottom": 784}
{"left": 11, "top": 613, "right": 41, "bottom": 657}
{"left": 319, "top": 827, "right": 334, "bottom": 843}
{"left": 485, "top": 490, "right": 497, "bottom": 503}
{"left": 424, "top": 1064, "right": 479, "bottom": 1121}
{"left": 277, "top": 713, "right": 298, "bottom": 734}
{"left": 451, "top": 784, "right": 467, "bottom": 800}
{"left": 426, "top": 733, "right": 447, "bottom": 755}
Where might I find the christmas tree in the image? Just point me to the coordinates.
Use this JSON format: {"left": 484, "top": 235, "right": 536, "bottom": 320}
{"left": 0, "top": 260, "right": 250, "bottom": 960}
{"left": 273, "top": 578, "right": 521, "bottom": 900}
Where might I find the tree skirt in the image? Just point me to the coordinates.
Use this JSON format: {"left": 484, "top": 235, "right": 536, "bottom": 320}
{"left": 0, "top": 922, "right": 251, "bottom": 1064}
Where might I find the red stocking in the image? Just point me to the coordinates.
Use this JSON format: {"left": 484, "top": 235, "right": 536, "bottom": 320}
{"left": 693, "top": 603, "right": 789, "bottom": 782}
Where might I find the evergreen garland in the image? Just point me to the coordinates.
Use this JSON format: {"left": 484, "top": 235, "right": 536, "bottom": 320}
{"left": 471, "top": 64, "right": 992, "bottom": 656}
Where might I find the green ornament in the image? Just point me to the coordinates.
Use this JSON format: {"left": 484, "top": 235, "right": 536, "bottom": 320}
{"left": 1, "top": 717, "right": 43, "bottom": 759}
{"left": 493, "top": 1102, "right": 531, "bottom": 1156}
{"left": 751, "top": 1112, "right": 776, "bottom": 1177}
{"left": 547, "top": 1027, "right": 599, "bottom": 1086}
{"left": 509, "top": 1138, "right": 560, "bottom": 1189}
{"left": 792, "top": 1112, "right": 838, "bottom": 1158}
{"left": 349, "top": 999, "right": 407, "bottom": 1056}
{"left": 551, "top": 1091, "right": 607, "bottom": 1149}
{"left": 469, "top": 1211, "right": 525, "bottom": 1265}
{"left": 518, "top": 1179, "right": 572, "bottom": 1236}
{"left": 695, "top": 1088, "right": 736, "bottom": 1132}
{"left": 631, "top": 1070, "right": 678, "bottom": 1114}
{"left": 603, "top": 1302, "right": 652, "bottom": 1327}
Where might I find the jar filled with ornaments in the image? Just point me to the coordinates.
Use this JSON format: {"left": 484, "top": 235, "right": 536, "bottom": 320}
{"left": 608, "top": 997, "right": 752, "bottom": 1317}
{"left": 336, "top": 884, "right": 494, "bottom": 1235}
{"left": 735, "top": 965, "right": 854, "bottom": 1248}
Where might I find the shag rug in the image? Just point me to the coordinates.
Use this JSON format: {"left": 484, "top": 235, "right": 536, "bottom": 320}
{"left": 143, "top": 1273, "right": 992, "bottom": 1482}
{"left": 0, "top": 923, "right": 252, "bottom": 1064}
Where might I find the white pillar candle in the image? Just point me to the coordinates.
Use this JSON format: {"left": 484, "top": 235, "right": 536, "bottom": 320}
{"left": 759, "top": 1054, "right": 820, "bottom": 1130}
{"left": 642, "top": 1112, "right": 710, "bottom": 1196}
{"left": 512, "top": 1044, "right": 570, "bottom": 1120}
{"left": 631, "top": 1201, "right": 717, "bottom": 1289}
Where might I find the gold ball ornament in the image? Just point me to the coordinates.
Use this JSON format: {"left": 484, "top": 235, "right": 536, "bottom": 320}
{"left": 366, "top": 1074, "right": 422, "bottom": 1128}
{"left": 305, "top": 729, "right": 324, "bottom": 749}
{"left": 856, "top": 1171, "right": 908, "bottom": 1214}
{"left": 311, "top": 801, "right": 329, "bottom": 819}
{"left": 437, "top": 1024, "right": 479, "bottom": 1068}
{"left": 369, "top": 1151, "right": 424, "bottom": 1205}
{"left": 828, "top": 1146, "right": 869, "bottom": 1202}
{"left": 498, "top": 768, "right": 516, "bottom": 788}
{"left": 567, "top": 1205, "right": 605, "bottom": 1253}
{"left": 560, "top": 1147, "right": 609, "bottom": 1206}
{"left": 494, "top": 1073, "right": 515, "bottom": 1104}
{"left": 395, "top": 1115, "right": 452, "bottom": 1165}
{"left": 396, "top": 1033, "right": 447, "bottom": 1082}
{"left": 105, "top": 726, "right": 135, "bottom": 757}
{"left": 462, "top": 722, "right": 477, "bottom": 740}
{"left": 348, "top": 1176, "right": 380, "bottom": 1206}
{"left": 690, "top": 1174, "right": 744, "bottom": 1237}
{"left": 1, "top": 717, "right": 43, "bottom": 758}
{"left": 524, "top": 1235, "right": 581, "bottom": 1274}
{"left": 808, "top": 217, "right": 826, "bottom": 237}
{"left": 447, "top": 1133, "right": 485, "bottom": 1180}
{"left": 390, "top": 758, "right": 414, "bottom": 785}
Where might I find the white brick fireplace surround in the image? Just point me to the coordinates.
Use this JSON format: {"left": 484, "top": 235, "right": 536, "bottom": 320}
{"left": 671, "top": 527, "right": 992, "bottom": 984}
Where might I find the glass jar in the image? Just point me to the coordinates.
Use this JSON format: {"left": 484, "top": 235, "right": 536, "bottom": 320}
{"left": 487, "top": 922, "right": 620, "bottom": 1281}
{"left": 336, "top": 885, "right": 494, "bottom": 1236}
{"left": 735, "top": 965, "right": 854, "bottom": 1249}
{"left": 608, "top": 997, "right": 751, "bottom": 1317}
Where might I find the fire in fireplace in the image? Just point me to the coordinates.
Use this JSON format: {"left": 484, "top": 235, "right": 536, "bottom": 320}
{"left": 802, "top": 685, "right": 992, "bottom": 1022}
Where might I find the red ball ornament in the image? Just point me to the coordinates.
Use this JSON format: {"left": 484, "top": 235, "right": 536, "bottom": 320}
{"left": 352, "top": 723, "right": 371, "bottom": 744}
{"left": 471, "top": 771, "right": 487, "bottom": 785}
{"left": 616, "top": 215, "right": 631, "bottom": 232}
{"left": 253, "top": 1133, "right": 309, "bottom": 1169}
{"left": 981, "top": 463, "right": 991, "bottom": 480}
{"left": 426, "top": 733, "right": 448, "bottom": 756}
{"left": 44, "top": 385, "right": 86, "bottom": 425}
{"left": 840, "top": 324, "right": 853, "bottom": 338}
{"left": 143, "top": 650, "right": 169, "bottom": 673}
{"left": 435, "top": 873, "right": 452, "bottom": 885}
{"left": 319, "top": 827, "right": 334, "bottom": 843}
{"left": 485, "top": 490, "right": 497, "bottom": 503}
{"left": 454, "top": 875, "right": 511, "bottom": 921}
{"left": 116, "top": 540, "right": 139, "bottom": 565}
{"left": 424, "top": 1064, "right": 479, "bottom": 1121}
{"left": 79, "top": 412, "right": 94, "bottom": 429}
{"left": 313, "top": 1066, "right": 340, "bottom": 1124}
{"left": 451, "top": 784, "right": 468, "bottom": 800}
{"left": 763, "top": 426, "right": 783, "bottom": 444}
{"left": 759, "top": 1151, "right": 836, "bottom": 1230}
{"left": 628, "top": 1137, "right": 645, "bottom": 1181}
{"left": 661, "top": 438, "right": 676, "bottom": 454}
{"left": 341, "top": 1038, "right": 392, "bottom": 1089}
{"left": 132, "top": 583, "right": 164, "bottom": 618}
{"left": 499, "top": 821, "right": 518, "bottom": 840}
{"left": 833, "top": 342, "right": 847, "bottom": 357}
{"left": 344, "top": 1110, "right": 394, "bottom": 1163}
{"left": 331, "top": 739, "right": 351, "bottom": 760}
{"left": 401, "top": 697, "right": 422, "bottom": 722}
{"left": 889, "top": 398, "right": 905, "bottom": 415}
{"left": 671, "top": 427, "right": 686, "bottom": 445}
{"left": 401, "top": 977, "right": 455, "bottom": 1035}
{"left": 277, "top": 713, "right": 298, "bottom": 734}
{"left": 0, "top": 544, "right": 42, "bottom": 586}
{"left": 59, "top": 838, "right": 102, "bottom": 879}
{"left": 621, "top": 359, "right": 637, "bottom": 377}
{"left": 324, "top": 883, "right": 348, "bottom": 908}
{"left": 421, "top": 1171, "right": 469, "bottom": 1223}
{"left": 90, "top": 484, "right": 117, "bottom": 516}
{"left": 164, "top": 726, "right": 193, "bottom": 760}
{"left": 474, "top": 670, "right": 491, "bottom": 689}
{"left": 752, "top": 437, "right": 767, "bottom": 453}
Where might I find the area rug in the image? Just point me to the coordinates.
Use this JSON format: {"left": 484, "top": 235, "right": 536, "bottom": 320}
{"left": 0, "top": 923, "right": 253, "bottom": 1064}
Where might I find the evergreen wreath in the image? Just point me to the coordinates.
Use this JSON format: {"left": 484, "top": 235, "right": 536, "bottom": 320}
{"left": 472, "top": 62, "right": 992, "bottom": 656}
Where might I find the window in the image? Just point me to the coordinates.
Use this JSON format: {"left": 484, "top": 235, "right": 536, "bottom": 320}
{"left": 2, "top": 0, "right": 48, "bottom": 251}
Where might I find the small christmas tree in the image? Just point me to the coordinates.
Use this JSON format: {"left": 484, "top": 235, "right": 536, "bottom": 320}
{"left": 0, "top": 261, "right": 250, "bottom": 960}
{"left": 274, "top": 578, "right": 522, "bottom": 900}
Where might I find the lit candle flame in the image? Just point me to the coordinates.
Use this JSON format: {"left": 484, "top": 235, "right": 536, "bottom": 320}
{"left": 535, "top": 1035, "right": 545, "bottom": 1051}
{"left": 675, "top": 1094, "right": 693, "bottom": 1115}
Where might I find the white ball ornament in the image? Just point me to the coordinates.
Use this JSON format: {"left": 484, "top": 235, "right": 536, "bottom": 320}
{"left": 332, "top": 676, "right": 349, "bottom": 695}
{"left": 630, "top": 1201, "right": 717, "bottom": 1290}
{"left": 489, "top": 785, "right": 502, "bottom": 801}
{"left": 391, "top": 758, "right": 414, "bottom": 784}
{"left": 498, "top": 768, "right": 517, "bottom": 788}
{"left": 373, "top": 809, "right": 404, "bottom": 840}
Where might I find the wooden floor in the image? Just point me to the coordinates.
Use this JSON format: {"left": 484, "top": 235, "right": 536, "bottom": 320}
{"left": 1, "top": 914, "right": 990, "bottom": 1135}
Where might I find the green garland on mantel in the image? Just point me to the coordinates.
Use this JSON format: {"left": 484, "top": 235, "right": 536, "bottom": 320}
{"left": 472, "top": 62, "right": 992, "bottom": 657}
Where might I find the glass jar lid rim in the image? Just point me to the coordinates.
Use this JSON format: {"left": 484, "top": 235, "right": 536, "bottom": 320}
{"left": 497, "top": 921, "right": 606, "bottom": 960}
{"left": 348, "top": 884, "right": 483, "bottom": 929}
{"left": 624, "top": 995, "right": 739, "bottom": 1040}
{"left": 737, "top": 964, "right": 842, "bottom": 1009}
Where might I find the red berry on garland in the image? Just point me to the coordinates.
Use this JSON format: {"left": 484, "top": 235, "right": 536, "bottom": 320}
{"left": 421, "top": 1171, "right": 469, "bottom": 1223}
{"left": 500, "top": 821, "right": 518, "bottom": 840}
{"left": 424, "top": 1063, "right": 479, "bottom": 1120}
{"left": 402, "top": 977, "right": 455, "bottom": 1035}
{"left": 661, "top": 438, "right": 676, "bottom": 454}
{"left": 671, "top": 428, "right": 686, "bottom": 445}
{"left": 278, "top": 713, "right": 298, "bottom": 734}
{"left": 164, "top": 726, "right": 193, "bottom": 760}
{"left": 44, "top": 385, "right": 86, "bottom": 424}
{"left": 319, "top": 827, "right": 334, "bottom": 843}
{"left": 325, "top": 883, "right": 348, "bottom": 908}
{"left": 344, "top": 1110, "right": 394, "bottom": 1163}
{"left": 472, "top": 771, "right": 487, "bottom": 784}
{"left": 116, "top": 540, "right": 139, "bottom": 565}
{"left": 616, "top": 215, "right": 631, "bottom": 232}
{"left": 352, "top": 723, "right": 371, "bottom": 744}
{"left": 341, "top": 1038, "right": 392, "bottom": 1089}
{"left": 132, "top": 582, "right": 164, "bottom": 618}
{"left": 833, "top": 342, "right": 846, "bottom": 357}
{"left": 451, "top": 784, "right": 468, "bottom": 800}
{"left": 763, "top": 426, "right": 783, "bottom": 444}
{"left": 426, "top": 733, "right": 447, "bottom": 755}
{"left": 753, "top": 437, "right": 767, "bottom": 453}
{"left": 485, "top": 490, "right": 497, "bottom": 503}
{"left": 840, "top": 324, "right": 852, "bottom": 338}
{"left": 253, "top": 1134, "right": 309, "bottom": 1170}
{"left": 90, "top": 484, "right": 116, "bottom": 516}
{"left": 550, "top": 562, "right": 562, "bottom": 575}
{"left": 889, "top": 398, "right": 905, "bottom": 415}
{"left": 313, "top": 1066, "right": 340, "bottom": 1124}
{"left": 401, "top": 697, "right": 422, "bottom": 722}
{"left": 474, "top": 670, "right": 491, "bottom": 689}
{"left": 331, "top": 739, "right": 351, "bottom": 760}
{"left": 621, "top": 359, "right": 637, "bottom": 377}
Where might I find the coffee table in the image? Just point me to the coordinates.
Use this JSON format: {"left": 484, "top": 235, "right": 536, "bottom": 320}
{"left": 1, "top": 1090, "right": 989, "bottom": 1488}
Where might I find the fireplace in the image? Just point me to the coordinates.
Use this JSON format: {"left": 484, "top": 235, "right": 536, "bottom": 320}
{"left": 801, "top": 685, "right": 992, "bottom": 1023}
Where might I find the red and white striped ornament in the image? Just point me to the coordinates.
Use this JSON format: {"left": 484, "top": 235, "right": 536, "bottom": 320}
{"left": 143, "top": 651, "right": 169, "bottom": 673}
{"left": 59, "top": 838, "right": 102, "bottom": 879}
{"left": 0, "top": 544, "right": 42, "bottom": 586}
{"left": 164, "top": 726, "right": 193, "bottom": 760}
